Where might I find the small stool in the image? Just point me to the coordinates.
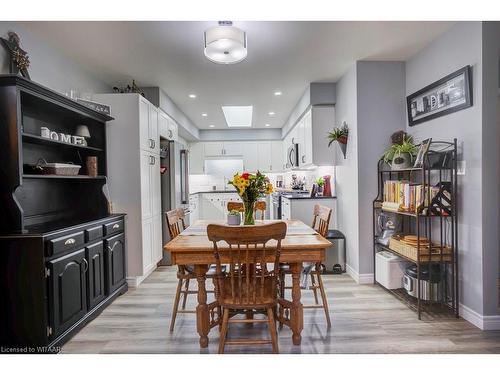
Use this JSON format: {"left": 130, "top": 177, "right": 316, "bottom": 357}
{"left": 325, "top": 229, "right": 346, "bottom": 274}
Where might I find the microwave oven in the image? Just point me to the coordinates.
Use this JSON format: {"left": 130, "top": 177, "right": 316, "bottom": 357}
{"left": 287, "top": 143, "right": 299, "bottom": 168}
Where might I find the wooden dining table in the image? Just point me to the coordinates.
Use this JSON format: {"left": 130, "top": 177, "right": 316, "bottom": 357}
{"left": 163, "top": 219, "right": 332, "bottom": 348}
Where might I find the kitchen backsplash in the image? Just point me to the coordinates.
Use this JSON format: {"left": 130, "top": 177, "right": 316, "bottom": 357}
{"left": 189, "top": 165, "right": 335, "bottom": 194}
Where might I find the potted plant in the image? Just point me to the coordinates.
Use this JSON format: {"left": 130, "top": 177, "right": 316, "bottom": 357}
{"left": 315, "top": 176, "right": 325, "bottom": 196}
{"left": 227, "top": 209, "right": 242, "bottom": 226}
{"left": 228, "top": 171, "right": 273, "bottom": 225}
{"left": 382, "top": 134, "right": 418, "bottom": 170}
{"left": 327, "top": 122, "right": 349, "bottom": 159}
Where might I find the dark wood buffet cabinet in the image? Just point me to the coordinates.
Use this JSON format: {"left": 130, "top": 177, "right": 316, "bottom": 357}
{"left": 0, "top": 75, "right": 128, "bottom": 351}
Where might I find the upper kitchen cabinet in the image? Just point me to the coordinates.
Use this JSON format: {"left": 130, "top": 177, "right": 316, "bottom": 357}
{"left": 138, "top": 97, "right": 159, "bottom": 155}
{"left": 204, "top": 142, "right": 244, "bottom": 157}
{"left": 189, "top": 142, "right": 205, "bottom": 174}
{"left": 158, "top": 110, "right": 178, "bottom": 142}
{"left": 282, "top": 82, "right": 336, "bottom": 169}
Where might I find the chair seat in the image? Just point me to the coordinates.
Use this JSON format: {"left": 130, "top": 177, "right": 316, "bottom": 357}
{"left": 184, "top": 264, "right": 225, "bottom": 277}
{"left": 326, "top": 229, "right": 345, "bottom": 240}
{"left": 219, "top": 277, "right": 277, "bottom": 308}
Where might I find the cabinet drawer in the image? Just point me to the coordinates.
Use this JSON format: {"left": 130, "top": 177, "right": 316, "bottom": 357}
{"left": 85, "top": 225, "right": 103, "bottom": 242}
{"left": 47, "top": 231, "right": 85, "bottom": 257}
{"left": 103, "top": 219, "right": 124, "bottom": 236}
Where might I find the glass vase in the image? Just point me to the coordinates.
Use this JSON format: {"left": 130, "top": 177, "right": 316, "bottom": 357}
{"left": 243, "top": 200, "right": 255, "bottom": 225}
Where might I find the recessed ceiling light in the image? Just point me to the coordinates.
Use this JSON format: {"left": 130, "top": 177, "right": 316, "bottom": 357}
{"left": 274, "top": 91, "right": 282, "bottom": 96}
{"left": 222, "top": 106, "right": 253, "bottom": 127}
{"left": 265, "top": 124, "right": 270, "bottom": 127}
{"left": 202, "top": 113, "right": 207, "bottom": 117}
{"left": 209, "top": 124, "right": 215, "bottom": 128}
{"left": 188, "top": 94, "right": 197, "bottom": 99}
{"left": 268, "top": 111, "right": 275, "bottom": 116}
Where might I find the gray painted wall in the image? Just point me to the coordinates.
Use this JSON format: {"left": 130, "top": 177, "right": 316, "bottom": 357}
{"left": 356, "top": 61, "right": 407, "bottom": 275}
{"left": 335, "top": 61, "right": 406, "bottom": 277}
{"left": 198, "top": 128, "right": 282, "bottom": 141}
{"left": 405, "top": 21, "right": 499, "bottom": 316}
{"left": 333, "top": 64, "right": 360, "bottom": 274}
{"left": 0, "top": 22, "right": 110, "bottom": 95}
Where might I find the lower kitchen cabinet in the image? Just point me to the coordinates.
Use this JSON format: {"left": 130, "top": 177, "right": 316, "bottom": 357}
{"left": 0, "top": 214, "right": 128, "bottom": 350}
{"left": 105, "top": 233, "right": 126, "bottom": 294}
{"left": 86, "top": 241, "right": 106, "bottom": 309}
{"left": 48, "top": 248, "right": 88, "bottom": 338}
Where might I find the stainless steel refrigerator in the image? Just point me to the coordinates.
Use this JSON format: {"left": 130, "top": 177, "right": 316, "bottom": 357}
{"left": 160, "top": 139, "right": 189, "bottom": 265}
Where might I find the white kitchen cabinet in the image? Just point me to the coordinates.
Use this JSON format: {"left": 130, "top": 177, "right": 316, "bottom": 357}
{"left": 139, "top": 98, "right": 159, "bottom": 154}
{"left": 158, "top": 110, "right": 168, "bottom": 139}
{"left": 282, "top": 197, "right": 291, "bottom": 220}
{"left": 167, "top": 116, "right": 178, "bottom": 142}
{"left": 93, "top": 93, "right": 164, "bottom": 287}
{"left": 153, "top": 214, "right": 163, "bottom": 263}
{"left": 204, "top": 142, "right": 224, "bottom": 157}
{"left": 301, "top": 109, "right": 313, "bottom": 166}
{"left": 141, "top": 217, "right": 153, "bottom": 273}
{"left": 243, "top": 142, "right": 259, "bottom": 172}
{"left": 189, "top": 142, "right": 205, "bottom": 174}
{"left": 198, "top": 193, "right": 241, "bottom": 220}
{"left": 257, "top": 142, "right": 272, "bottom": 172}
{"left": 140, "top": 150, "right": 153, "bottom": 220}
{"left": 189, "top": 194, "right": 199, "bottom": 222}
{"left": 223, "top": 142, "right": 244, "bottom": 156}
{"left": 270, "top": 141, "right": 283, "bottom": 172}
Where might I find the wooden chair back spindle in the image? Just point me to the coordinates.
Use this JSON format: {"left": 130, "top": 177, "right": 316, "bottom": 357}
{"left": 311, "top": 204, "right": 332, "bottom": 237}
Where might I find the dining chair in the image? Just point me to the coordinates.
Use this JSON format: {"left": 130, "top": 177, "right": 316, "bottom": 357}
{"left": 207, "top": 222, "right": 287, "bottom": 354}
{"left": 254, "top": 201, "right": 266, "bottom": 220}
{"left": 227, "top": 201, "right": 244, "bottom": 212}
{"left": 165, "top": 208, "right": 220, "bottom": 332}
{"left": 279, "top": 204, "right": 332, "bottom": 328}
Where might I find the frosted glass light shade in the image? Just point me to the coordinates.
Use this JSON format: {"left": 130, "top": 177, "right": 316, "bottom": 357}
{"left": 204, "top": 25, "right": 247, "bottom": 64}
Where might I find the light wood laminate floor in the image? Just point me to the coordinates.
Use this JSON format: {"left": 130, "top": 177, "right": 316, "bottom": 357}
{"left": 61, "top": 266, "right": 500, "bottom": 354}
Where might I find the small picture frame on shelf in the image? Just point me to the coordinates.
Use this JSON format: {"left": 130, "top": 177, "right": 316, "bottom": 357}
{"left": 413, "top": 138, "right": 432, "bottom": 168}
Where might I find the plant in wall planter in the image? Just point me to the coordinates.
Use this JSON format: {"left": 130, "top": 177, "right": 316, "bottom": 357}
{"left": 327, "top": 122, "right": 349, "bottom": 159}
{"left": 382, "top": 133, "right": 418, "bottom": 170}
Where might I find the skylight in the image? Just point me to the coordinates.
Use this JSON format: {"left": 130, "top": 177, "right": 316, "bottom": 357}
{"left": 222, "top": 106, "right": 253, "bottom": 127}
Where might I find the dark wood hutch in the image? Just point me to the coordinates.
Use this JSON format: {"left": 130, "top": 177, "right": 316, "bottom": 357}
{"left": 0, "top": 75, "right": 127, "bottom": 350}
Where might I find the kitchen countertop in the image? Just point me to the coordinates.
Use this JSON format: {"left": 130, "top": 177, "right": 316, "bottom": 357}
{"left": 281, "top": 195, "right": 337, "bottom": 200}
{"left": 190, "top": 190, "right": 238, "bottom": 195}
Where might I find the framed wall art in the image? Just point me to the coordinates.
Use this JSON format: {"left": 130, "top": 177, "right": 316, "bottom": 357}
{"left": 407, "top": 65, "right": 472, "bottom": 126}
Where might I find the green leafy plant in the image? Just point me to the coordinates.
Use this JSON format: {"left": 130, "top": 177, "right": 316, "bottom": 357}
{"left": 327, "top": 123, "right": 349, "bottom": 147}
{"left": 382, "top": 135, "right": 418, "bottom": 164}
{"left": 315, "top": 177, "right": 325, "bottom": 187}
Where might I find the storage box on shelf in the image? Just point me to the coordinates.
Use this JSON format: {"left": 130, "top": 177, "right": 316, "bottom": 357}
{"left": 0, "top": 75, "right": 127, "bottom": 350}
{"left": 372, "top": 139, "right": 459, "bottom": 320}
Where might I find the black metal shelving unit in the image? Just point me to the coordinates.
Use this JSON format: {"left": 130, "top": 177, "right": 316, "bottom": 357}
{"left": 372, "top": 139, "right": 459, "bottom": 319}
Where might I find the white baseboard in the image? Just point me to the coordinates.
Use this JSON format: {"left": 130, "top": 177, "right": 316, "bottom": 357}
{"left": 126, "top": 263, "right": 157, "bottom": 288}
{"left": 346, "top": 264, "right": 374, "bottom": 284}
{"left": 460, "top": 303, "right": 500, "bottom": 330}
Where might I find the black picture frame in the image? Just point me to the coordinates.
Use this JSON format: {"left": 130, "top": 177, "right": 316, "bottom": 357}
{"left": 407, "top": 65, "right": 472, "bottom": 127}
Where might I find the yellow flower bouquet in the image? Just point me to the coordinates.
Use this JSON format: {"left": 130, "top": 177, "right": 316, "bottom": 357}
{"left": 228, "top": 171, "right": 274, "bottom": 225}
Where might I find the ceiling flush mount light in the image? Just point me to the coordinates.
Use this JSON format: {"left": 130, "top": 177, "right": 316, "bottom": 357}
{"left": 204, "top": 21, "right": 247, "bottom": 65}
{"left": 274, "top": 91, "right": 282, "bottom": 96}
{"left": 188, "top": 94, "right": 197, "bottom": 99}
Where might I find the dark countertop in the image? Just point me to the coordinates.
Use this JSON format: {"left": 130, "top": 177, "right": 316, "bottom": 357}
{"left": 281, "top": 195, "right": 337, "bottom": 200}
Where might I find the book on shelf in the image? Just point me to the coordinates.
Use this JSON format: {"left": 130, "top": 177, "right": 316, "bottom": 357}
{"left": 383, "top": 180, "right": 439, "bottom": 213}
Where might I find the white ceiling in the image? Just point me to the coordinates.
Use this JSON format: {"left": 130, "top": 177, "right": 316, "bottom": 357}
{"left": 22, "top": 21, "right": 454, "bottom": 130}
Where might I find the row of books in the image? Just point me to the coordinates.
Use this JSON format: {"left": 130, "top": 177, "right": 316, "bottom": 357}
{"left": 383, "top": 180, "right": 439, "bottom": 213}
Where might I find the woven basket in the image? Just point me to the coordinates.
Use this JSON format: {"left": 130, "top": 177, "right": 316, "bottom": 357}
{"left": 389, "top": 236, "right": 452, "bottom": 262}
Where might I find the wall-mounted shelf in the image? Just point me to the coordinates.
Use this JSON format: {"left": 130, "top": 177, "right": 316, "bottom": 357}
{"left": 23, "top": 174, "right": 106, "bottom": 180}
{"left": 22, "top": 133, "right": 104, "bottom": 152}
